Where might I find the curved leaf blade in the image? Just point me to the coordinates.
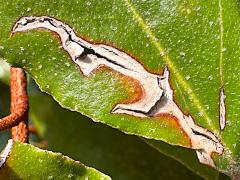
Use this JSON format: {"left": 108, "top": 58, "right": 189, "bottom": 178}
{"left": 0, "top": 0, "right": 240, "bottom": 177}
{"left": 0, "top": 140, "right": 111, "bottom": 179}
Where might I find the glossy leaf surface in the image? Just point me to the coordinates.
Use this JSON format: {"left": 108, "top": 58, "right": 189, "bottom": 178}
{"left": 0, "top": 140, "right": 111, "bottom": 179}
{"left": 0, "top": 0, "right": 239, "bottom": 177}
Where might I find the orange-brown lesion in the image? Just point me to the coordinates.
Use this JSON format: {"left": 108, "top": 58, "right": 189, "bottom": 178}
{"left": 117, "top": 74, "right": 144, "bottom": 105}
{"left": 87, "top": 65, "right": 144, "bottom": 105}
{"left": 155, "top": 113, "right": 192, "bottom": 147}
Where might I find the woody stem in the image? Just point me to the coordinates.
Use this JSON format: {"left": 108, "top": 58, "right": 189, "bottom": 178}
{"left": 0, "top": 67, "right": 29, "bottom": 143}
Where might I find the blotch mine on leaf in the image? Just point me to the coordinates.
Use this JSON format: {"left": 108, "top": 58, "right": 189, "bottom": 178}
{"left": 12, "top": 16, "right": 223, "bottom": 167}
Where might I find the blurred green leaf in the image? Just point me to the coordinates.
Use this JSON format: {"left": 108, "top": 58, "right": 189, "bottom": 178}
{"left": 0, "top": 140, "right": 111, "bottom": 179}
{"left": 144, "top": 139, "right": 230, "bottom": 180}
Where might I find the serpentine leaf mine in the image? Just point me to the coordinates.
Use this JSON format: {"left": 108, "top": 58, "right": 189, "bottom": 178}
{"left": 12, "top": 16, "right": 223, "bottom": 167}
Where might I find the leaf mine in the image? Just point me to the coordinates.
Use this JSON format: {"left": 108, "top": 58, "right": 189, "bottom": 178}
{"left": 220, "top": 87, "right": 226, "bottom": 130}
{"left": 12, "top": 16, "right": 224, "bottom": 167}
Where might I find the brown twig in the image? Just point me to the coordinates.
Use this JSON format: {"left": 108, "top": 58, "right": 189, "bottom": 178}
{"left": 0, "top": 67, "right": 29, "bottom": 143}
{"left": 11, "top": 67, "right": 29, "bottom": 143}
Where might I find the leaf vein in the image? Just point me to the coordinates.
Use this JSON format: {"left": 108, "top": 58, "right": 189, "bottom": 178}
{"left": 123, "top": 0, "right": 215, "bottom": 129}
{"left": 219, "top": 0, "right": 224, "bottom": 86}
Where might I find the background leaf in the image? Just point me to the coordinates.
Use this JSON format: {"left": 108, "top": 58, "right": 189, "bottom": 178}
{"left": 0, "top": 140, "right": 111, "bottom": 179}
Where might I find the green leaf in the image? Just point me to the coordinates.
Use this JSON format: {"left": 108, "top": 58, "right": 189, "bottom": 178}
{"left": 0, "top": 0, "right": 239, "bottom": 177}
{"left": 0, "top": 0, "right": 191, "bottom": 147}
{"left": 0, "top": 74, "right": 206, "bottom": 179}
{"left": 0, "top": 140, "right": 111, "bottom": 179}
{"left": 29, "top": 90, "right": 204, "bottom": 179}
{"left": 0, "top": 72, "right": 225, "bottom": 179}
